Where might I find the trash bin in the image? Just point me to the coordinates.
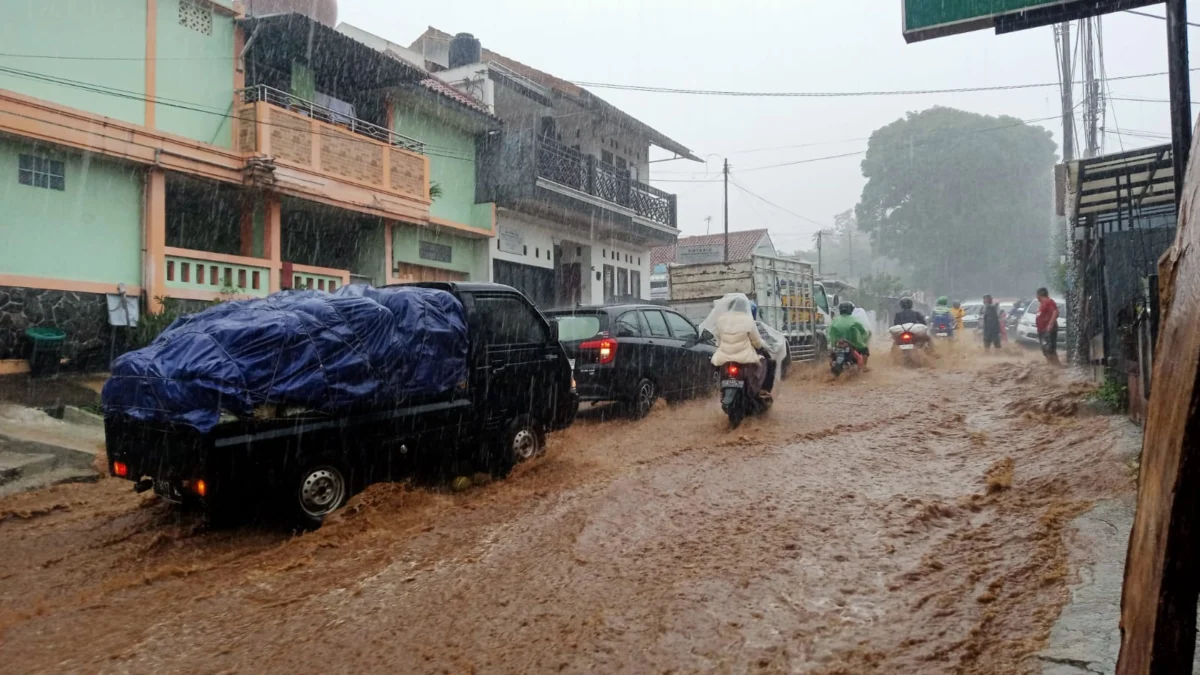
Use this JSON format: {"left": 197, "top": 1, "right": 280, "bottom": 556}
{"left": 25, "top": 327, "right": 66, "bottom": 378}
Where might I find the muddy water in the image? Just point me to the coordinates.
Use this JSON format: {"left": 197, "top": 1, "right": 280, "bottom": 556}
{"left": 0, "top": 345, "right": 1137, "bottom": 674}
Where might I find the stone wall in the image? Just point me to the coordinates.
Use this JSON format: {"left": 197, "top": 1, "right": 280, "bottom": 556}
{"left": 0, "top": 286, "right": 116, "bottom": 371}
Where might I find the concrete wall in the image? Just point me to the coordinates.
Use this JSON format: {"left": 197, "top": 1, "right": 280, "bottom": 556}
{"left": 392, "top": 225, "right": 481, "bottom": 278}
{"left": 0, "top": 0, "right": 147, "bottom": 125}
{"left": 155, "top": 0, "right": 236, "bottom": 147}
{"left": 0, "top": 137, "right": 142, "bottom": 288}
{"left": 391, "top": 106, "right": 493, "bottom": 233}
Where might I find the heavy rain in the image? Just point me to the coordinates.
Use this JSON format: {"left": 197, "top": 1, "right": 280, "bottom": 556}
{"left": 0, "top": 1, "right": 1196, "bottom": 674}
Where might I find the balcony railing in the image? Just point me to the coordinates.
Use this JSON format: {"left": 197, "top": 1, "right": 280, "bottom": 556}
{"left": 235, "top": 86, "right": 429, "bottom": 204}
{"left": 163, "top": 248, "right": 273, "bottom": 300}
{"left": 238, "top": 85, "right": 422, "bottom": 153}
{"left": 535, "top": 138, "right": 677, "bottom": 227}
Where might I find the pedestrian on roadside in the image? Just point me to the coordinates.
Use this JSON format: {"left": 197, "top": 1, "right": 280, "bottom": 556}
{"left": 980, "top": 295, "right": 1002, "bottom": 351}
{"left": 951, "top": 301, "right": 965, "bottom": 333}
{"left": 1035, "top": 287, "right": 1062, "bottom": 366}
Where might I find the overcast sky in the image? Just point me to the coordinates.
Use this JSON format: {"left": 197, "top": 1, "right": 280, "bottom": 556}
{"left": 340, "top": 0, "right": 1196, "bottom": 253}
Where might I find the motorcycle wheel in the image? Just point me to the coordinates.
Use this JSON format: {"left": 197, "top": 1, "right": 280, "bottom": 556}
{"left": 727, "top": 404, "right": 746, "bottom": 430}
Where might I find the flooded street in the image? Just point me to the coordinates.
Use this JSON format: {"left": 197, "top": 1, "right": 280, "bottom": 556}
{"left": 0, "top": 348, "right": 1137, "bottom": 675}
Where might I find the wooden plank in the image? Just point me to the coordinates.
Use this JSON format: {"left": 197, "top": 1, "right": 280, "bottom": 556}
{"left": 1115, "top": 127, "right": 1200, "bottom": 674}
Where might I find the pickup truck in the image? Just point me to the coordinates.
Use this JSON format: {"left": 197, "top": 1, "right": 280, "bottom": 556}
{"left": 104, "top": 282, "right": 578, "bottom": 527}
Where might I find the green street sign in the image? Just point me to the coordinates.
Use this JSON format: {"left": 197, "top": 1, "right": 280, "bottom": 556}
{"left": 903, "top": 0, "right": 1162, "bottom": 43}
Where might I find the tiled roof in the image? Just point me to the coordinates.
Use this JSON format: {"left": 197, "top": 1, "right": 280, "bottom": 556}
{"left": 411, "top": 27, "right": 698, "bottom": 161}
{"left": 651, "top": 229, "right": 770, "bottom": 266}
{"left": 418, "top": 77, "right": 495, "bottom": 118}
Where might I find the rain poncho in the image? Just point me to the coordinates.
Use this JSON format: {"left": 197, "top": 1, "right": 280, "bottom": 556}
{"left": 703, "top": 295, "right": 763, "bottom": 366}
{"left": 700, "top": 293, "right": 789, "bottom": 367}
{"left": 829, "top": 314, "right": 870, "bottom": 351}
{"left": 851, "top": 307, "right": 873, "bottom": 342}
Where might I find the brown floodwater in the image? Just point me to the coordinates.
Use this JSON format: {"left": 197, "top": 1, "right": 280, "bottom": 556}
{"left": 0, "top": 343, "right": 1137, "bottom": 674}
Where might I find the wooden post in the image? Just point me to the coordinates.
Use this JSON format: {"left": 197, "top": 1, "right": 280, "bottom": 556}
{"left": 1115, "top": 120, "right": 1200, "bottom": 674}
{"left": 264, "top": 193, "right": 282, "bottom": 292}
{"left": 144, "top": 168, "right": 167, "bottom": 313}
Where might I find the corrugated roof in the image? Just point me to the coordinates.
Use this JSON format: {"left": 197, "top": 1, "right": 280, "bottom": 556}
{"left": 417, "top": 77, "right": 496, "bottom": 118}
{"left": 412, "top": 27, "right": 699, "bottom": 162}
{"left": 651, "top": 229, "right": 770, "bottom": 266}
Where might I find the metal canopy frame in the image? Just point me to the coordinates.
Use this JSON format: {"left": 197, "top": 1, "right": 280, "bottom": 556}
{"left": 1068, "top": 144, "right": 1175, "bottom": 228}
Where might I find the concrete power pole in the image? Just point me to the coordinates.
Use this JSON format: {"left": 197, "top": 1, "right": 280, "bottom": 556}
{"left": 723, "top": 159, "right": 730, "bottom": 263}
{"left": 1081, "top": 18, "right": 1100, "bottom": 158}
{"left": 1057, "top": 21, "right": 1075, "bottom": 162}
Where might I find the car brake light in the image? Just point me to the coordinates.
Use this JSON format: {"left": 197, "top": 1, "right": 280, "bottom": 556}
{"left": 726, "top": 363, "right": 740, "bottom": 378}
{"left": 580, "top": 337, "right": 618, "bottom": 364}
{"left": 113, "top": 461, "right": 128, "bottom": 478}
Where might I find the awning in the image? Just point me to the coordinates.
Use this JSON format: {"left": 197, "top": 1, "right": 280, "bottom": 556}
{"left": 1067, "top": 144, "right": 1174, "bottom": 226}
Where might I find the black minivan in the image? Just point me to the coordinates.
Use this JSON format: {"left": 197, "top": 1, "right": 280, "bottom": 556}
{"left": 547, "top": 304, "right": 717, "bottom": 419}
{"left": 105, "top": 283, "right": 577, "bottom": 528}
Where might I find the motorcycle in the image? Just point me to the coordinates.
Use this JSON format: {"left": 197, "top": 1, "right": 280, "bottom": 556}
{"left": 888, "top": 322, "right": 931, "bottom": 366}
{"left": 830, "top": 339, "right": 861, "bottom": 378}
{"left": 930, "top": 314, "right": 954, "bottom": 339}
{"left": 719, "top": 359, "right": 774, "bottom": 429}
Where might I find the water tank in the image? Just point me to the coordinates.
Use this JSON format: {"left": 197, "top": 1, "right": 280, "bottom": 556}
{"left": 246, "top": 0, "right": 338, "bottom": 27}
{"left": 448, "top": 33, "right": 482, "bottom": 68}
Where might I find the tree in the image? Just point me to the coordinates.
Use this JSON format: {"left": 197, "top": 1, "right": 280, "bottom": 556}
{"left": 854, "top": 107, "right": 1057, "bottom": 297}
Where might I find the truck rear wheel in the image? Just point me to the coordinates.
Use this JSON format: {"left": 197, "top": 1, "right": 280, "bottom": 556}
{"left": 286, "top": 460, "right": 350, "bottom": 529}
{"left": 489, "top": 415, "right": 544, "bottom": 479}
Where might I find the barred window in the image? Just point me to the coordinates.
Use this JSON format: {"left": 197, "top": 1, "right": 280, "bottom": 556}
{"left": 179, "top": 0, "right": 213, "bottom": 35}
{"left": 18, "top": 154, "right": 65, "bottom": 191}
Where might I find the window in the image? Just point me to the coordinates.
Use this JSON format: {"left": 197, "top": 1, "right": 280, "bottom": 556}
{"left": 603, "top": 265, "right": 615, "bottom": 302}
{"left": 616, "top": 157, "right": 627, "bottom": 171}
{"left": 18, "top": 154, "right": 65, "bottom": 191}
{"left": 614, "top": 311, "right": 642, "bottom": 337}
{"left": 555, "top": 315, "right": 601, "bottom": 341}
{"left": 475, "top": 295, "right": 548, "bottom": 345}
{"left": 642, "top": 310, "right": 671, "bottom": 338}
{"left": 630, "top": 270, "right": 641, "bottom": 299}
{"left": 617, "top": 268, "right": 629, "bottom": 297}
{"left": 178, "top": 0, "right": 213, "bottom": 35}
{"left": 664, "top": 312, "right": 698, "bottom": 340}
{"left": 601, "top": 150, "right": 614, "bottom": 166}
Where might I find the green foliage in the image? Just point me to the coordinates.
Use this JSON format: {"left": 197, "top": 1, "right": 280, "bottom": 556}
{"left": 853, "top": 273, "right": 906, "bottom": 310}
{"left": 854, "top": 107, "right": 1058, "bottom": 296}
{"left": 1089, "top": 375, "right": 1128, "bottom": 409}
{"left": 429, "top": 182, "right": 443, "bottom": 200}
{"left": 131, "top": 297, "right": 187, "bottom": 349}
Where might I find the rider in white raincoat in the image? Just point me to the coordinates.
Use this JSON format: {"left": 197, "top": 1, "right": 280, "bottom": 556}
{"left": 700, "top": 294, "right": 782, "bottom": 397}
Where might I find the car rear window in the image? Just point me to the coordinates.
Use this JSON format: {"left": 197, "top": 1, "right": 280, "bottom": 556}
{"left": 554, "top": 315, "right": 602, "bottom": 341}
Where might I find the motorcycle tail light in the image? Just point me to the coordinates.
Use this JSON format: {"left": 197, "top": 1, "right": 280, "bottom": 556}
{"left": 901, "top": 332, "right": 913, "bottom": 343}
{"left": 726, "top": 363, "right": 740, "bottom": 378}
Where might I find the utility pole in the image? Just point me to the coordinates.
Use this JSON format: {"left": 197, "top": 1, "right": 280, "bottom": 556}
{"left": 1057, "top": 21, "right": 1075, "bottom": 162}
{"left": 1167, "top": 0, "right": 1192, "bottom": 203}
{"left": 1081, "top": 18, "right": 1099, "bottom": 158}
{"left": 723, "top": 159, "right": 730, "bottom": 263}
{"left": 816, "top": 230, "right": 824, "bottom": 276}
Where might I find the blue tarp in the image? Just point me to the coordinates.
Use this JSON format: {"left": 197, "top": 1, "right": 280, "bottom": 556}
{"left": 103, "top": 285, "right": 469, "bottom": 433}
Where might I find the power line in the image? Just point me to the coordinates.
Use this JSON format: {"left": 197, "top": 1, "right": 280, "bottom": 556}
{"left": 571, "top": 69, "right": 1195, "bottom": 98}
{"left": 0, "top": 64, "right": 478, "bottom": 163}
{"left": 728, "top": 178, "right": 826, "bottom": 228}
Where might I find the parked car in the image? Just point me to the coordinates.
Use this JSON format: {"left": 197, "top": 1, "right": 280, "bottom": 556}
{"left": 1016, "top": 298, "right": 1067, "bottom": 346}
{"left": 548, "top": 304, "right": 718, "bottom": 419}
{"left": 105, "top": 283, "right": 578, "bottom": 528}
{"left": 960, "top": 300, "right": 984, "bottom": 329}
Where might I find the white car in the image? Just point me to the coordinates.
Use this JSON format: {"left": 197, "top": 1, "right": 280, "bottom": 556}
{"left": 1016, "top": 298, "right": 1067, "bottom": 346}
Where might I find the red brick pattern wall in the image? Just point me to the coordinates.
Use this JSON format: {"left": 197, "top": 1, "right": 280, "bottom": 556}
{"left": 236, "top": 105, "right": 257, "bottom": 153}
{"left": 269, "top": 108, "right": 312, "bottom": 166}
{"left": 390, "top": 148, "right": 424, "bottom": 198}
{"left": 321, "top": 127, "right": 383, "bottom": 185}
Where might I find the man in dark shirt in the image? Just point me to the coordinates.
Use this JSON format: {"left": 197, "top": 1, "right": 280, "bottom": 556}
{"left": 1035, "top": 287, "right": 1061, "bottom": 366}
{"left": 892, "top": 297, "right": 925, "bottom": 326}
{"left": 981, "top": 295, "right": 1001, "bottom": 350}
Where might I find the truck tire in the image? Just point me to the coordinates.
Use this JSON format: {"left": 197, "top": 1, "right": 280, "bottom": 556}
{"left": 286, "top": 459, "right": 350, "bottom": 529}
{"left": 490, "top": 415, "right": 544, "bottom": 479}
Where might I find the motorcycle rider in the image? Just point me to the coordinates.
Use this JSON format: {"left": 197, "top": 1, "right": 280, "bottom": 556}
{"left": 710, "top": 296, "right": 769, "bottom": 398}
{"left": 829, "top": 301, "right": 871, "bottom": 367}
{"left": 893, "top": 297, "right": 925, "bottom": 326}
{"left": 930, "top": 296, "right": 955, "bottom": 336}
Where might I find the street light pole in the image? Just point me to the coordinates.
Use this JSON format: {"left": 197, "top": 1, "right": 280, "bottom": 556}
{"left": 723, "top": 158, "right": 730, "bottom": 263}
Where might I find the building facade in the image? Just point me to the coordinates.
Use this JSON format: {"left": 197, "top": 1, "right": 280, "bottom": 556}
{"left": 409, "top": 28, "right": 698, "bottom": 309}
{"left": 0, "top": 2, "right": 497, "bottom": 367}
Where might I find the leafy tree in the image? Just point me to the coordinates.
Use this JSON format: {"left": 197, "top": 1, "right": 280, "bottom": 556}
{"left": 854, "top": 107, "right": 1057, "bottom": 297}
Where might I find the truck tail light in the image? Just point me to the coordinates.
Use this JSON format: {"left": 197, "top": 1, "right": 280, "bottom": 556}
{"left": 192, "top": 479, "right": 207, "bottom": 498}
{"left": 112, "top": 461, "right": 129, "bottom": 478}
{"left": 580, "top": 337, "right": 618, "bottom": 364}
